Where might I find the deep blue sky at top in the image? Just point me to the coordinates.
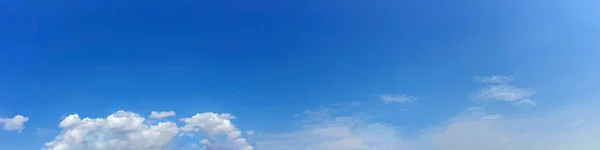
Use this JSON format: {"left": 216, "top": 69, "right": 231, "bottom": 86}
{"left": 1, "top": 0, "right": 600, "bottom": 148}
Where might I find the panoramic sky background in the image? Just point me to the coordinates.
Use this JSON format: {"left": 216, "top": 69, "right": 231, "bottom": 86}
{"left": 1, "top": 0, "right": 600, "bottom": 149}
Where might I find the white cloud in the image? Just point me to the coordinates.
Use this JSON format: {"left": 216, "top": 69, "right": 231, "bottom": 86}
{"left": 150, "top": 111, "right": 176, "bottom": 119}
{"left": 43, "top": 111, "right": 252, "bottom": 150}
{"left": 35, "top": 100, "right": 600, "bottom": 150}
{"left": 380, "top": 94, "right": 417, "bottom": 104}
{"left": 0, "top": 115, "right": 29, "bottom": 132}
{"left": 472, "top": 76, "right": 536, "bottom": 106}
{"left": 252, "top": 106, "right": 600, "bottom": 150}
{"left": 473, "top": 84, "right": 534, "bottom": 102}
{"left": 179, "top": 113, "right": 253, "bottom": 150}
{"left": 474, "top": 76, "right": 514, "bottom": 84}
{"left": 44, "top": 111, "right": 179, "bottom": 150}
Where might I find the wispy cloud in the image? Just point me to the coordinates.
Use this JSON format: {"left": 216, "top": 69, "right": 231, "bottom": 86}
{"left": 252, "top": 105, "right": 600, "bottom": 150}
{"left": 514, "top": 98, "right": 537, "bottom": 106}
{"left": 380, "top": 94, "right": 417, "bottom": 104}
{"left": 471, "top": 76, "right": 536, "bottom": 106}
{"left": 473, "top": 84, "right": 535, "bottom": 104}
{"left": 473, "top": 75, "right": 514, "bottom": 84}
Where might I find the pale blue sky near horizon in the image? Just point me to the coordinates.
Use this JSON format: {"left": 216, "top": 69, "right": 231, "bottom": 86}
{"left": 1, "top": 0, "right": 600, "bottom": 149}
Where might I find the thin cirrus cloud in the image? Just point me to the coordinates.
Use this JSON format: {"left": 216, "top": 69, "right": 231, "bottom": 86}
{"left": 380, "top": 94, "right": 417, "bottom": 104}
{"left": 471, "top": 76, "right": 536, "bottom": 106}
{"left": 0, "top": 115, "right": 29, "bottom": 132}
{"left": 473, "top": 76, "right": 514, "bottom": 84}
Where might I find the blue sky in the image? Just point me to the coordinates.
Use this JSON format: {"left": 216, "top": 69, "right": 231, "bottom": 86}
{"left": 1, "top": 0, "right": 600, "bottom": 149}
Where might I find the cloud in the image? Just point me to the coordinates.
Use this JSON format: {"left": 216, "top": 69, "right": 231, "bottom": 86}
{"left": 179, "top": 113, "right": 253, "bottom": 150}
{"left": 44, "top": 111, "right": 179, "bottom": 150}
{"left": 474, "top": 76, "right": 514, "bottom": 84}
{"left": 150, "top": 111, "right": 176, "bottom": 119}
{"left": 252, "top": 105, "right": 600, "bottom": 150}
{"left": 380, "top": 94, "right": 417, "bottom": 104}
{"left": 473, "top": 84, "right": 534, "bottom": 102}
{"left": 34, "top": 99, "right": 600, "bottom": 150}
{"left": 43, "top": 111, "right": 252, "bottom": 150}
{"left": 252, "top": 107, "right": 410, "bottom": 150}
{"left": 471, "top": 76, "right": 536, "bottom": 106}
{"left": 514, "top": 98, "right": 536, "bottom": 106}
{"left": 0, "top": 115, "right": 29, "bottom": 132}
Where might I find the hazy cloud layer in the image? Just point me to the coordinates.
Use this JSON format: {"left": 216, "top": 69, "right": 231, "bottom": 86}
{"left": 252, "top": 105, "right": 600, "bottom": 150}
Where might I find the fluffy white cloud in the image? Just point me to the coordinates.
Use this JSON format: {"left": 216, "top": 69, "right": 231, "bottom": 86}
{"left": 180, "top": 113, "right": 253, "bottom": 150}
{"left": 472, "top": 76, "right": 535, "bottom": 106}
{"left": 44, "top": 111, "right": 179, "bottom": 150}
{"left": 0, "top": 115, "right": 29, "bottom": 132}
{"left": 43, "top": 111, "right": 252, "bottom": 150}
{"left": 380, "top": 94, "right": 417, "bottom": 104}
{"left": 252, "top": 106, "right": 600, "bottom": 150}
{"left": 150, "top": 111, "right": 176, "bottom": 119}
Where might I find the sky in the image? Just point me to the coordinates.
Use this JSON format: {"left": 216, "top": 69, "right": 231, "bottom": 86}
{"left": 1, "top": 0, "right": 600, "bottom": 149}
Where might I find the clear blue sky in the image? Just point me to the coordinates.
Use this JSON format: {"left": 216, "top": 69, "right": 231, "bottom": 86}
{"left": 1, "top": 0, "right": 600, "bottom": 149}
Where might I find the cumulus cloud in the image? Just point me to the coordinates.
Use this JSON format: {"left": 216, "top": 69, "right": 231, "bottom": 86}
{"left": 180, "top": 113, "right": 253, "bottom": 150}
{"left": 43, "top": 111, "right": 252, "bottom": 150}
{"left": 0, "top": 115, "right": 29, "bottom": 132}
{"left": 380, "top": 94, "right": 417, "bottom": 104}
{"left": 44, "top": 111, "right": 179, "bottom": 150}
{"left": 472, "top": 76, "right": 536, "bottom": 106}
{"left": 150, "top": 111, "right": 176, "bottom": 119}
{"left": 253, "top": 106, "right": 600, "bottom": 150}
